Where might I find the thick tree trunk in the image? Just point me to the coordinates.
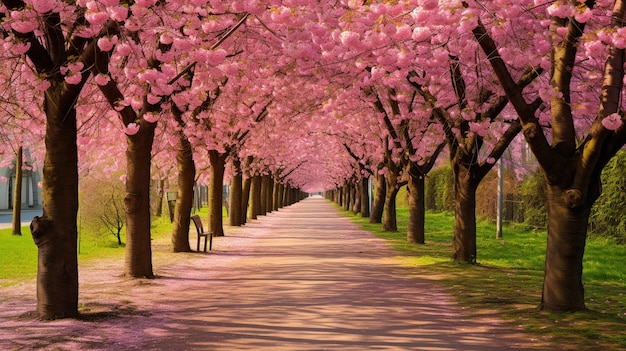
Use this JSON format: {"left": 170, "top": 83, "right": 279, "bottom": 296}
{"left": 250, "top": 175, "right": 262, "bottom": 219}
{"left": 277, "top": 183, "right": 285, "bottom": 209}
{"left": 263, "top": 174, "right": 273, "bottom": 214}
{"left": 272, "top": 178, "right": 280, "bottom": 211}
{"left": 259, "top": 175, "right": 268, "bottom": 215}
{"left": 343, "top": 185, "right": 350, "bottom": 211}
{"left": 12, "top": 146, "right": 23, "bottom": 236}
{"left": 241, "top": 176, "right": 251, "bottom": 224}
{"left": 352, "top": 181, "right": 360, "bottom": 214}
{"left": 452, "top": 164, "right": 478, "bottom": 263}
{"left": 383, "top": 172, "right": 399, "bottom": 232}
{"left": 124, "top": 123, "right": 156, "bottom": 278}
{"left": 360, "top": 177, "right": 370, "bottom": 218}
{"left": 229, "top": 158, "right": 243, "bottom": 227}
{"left": 171, "top": 133, "right": 194, "bottom": 252}
{"left": 540, "top": 183, "right": 591, "bottom": 312}
{"left": 407, "top": 173, "right": 426, "bottom": 244}
{"left": 370, "top": 174, "right": 386, "bottom": 224}
{"left": 31, "top": 86, "right": 79, "bottom": 319}
{"left": 208, "top": 150, "right": 226, "bottom": 237}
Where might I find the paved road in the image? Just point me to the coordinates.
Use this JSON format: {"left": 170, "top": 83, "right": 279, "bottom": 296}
{"left": 0, "top": 208, "right": 41, "bottom": 229}
{"left": 0, "top": 197, "right": 548, "bottom": 350}
{"left": 142, "top": 197, "right": 544, "bottom": 350}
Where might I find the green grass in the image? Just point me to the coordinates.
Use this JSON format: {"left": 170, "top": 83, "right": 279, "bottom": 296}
{"left": 0, "top": 229, "right": 38, "bottom": 285}
{"left": 344, "top": 205, "right": 626, "bottom": 350}
{"left": 0, "top": 215, "right": 176, "bottom": 287}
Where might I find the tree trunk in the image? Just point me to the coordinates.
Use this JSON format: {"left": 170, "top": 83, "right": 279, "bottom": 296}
{"left": 263, "top": 174, "right": 273, "bottom": 214}
{"left": 407, "top": 173, "right": 426, "bottom": 244}
{"left": 370, "top": 174, "right": 386, "bottom": 224}
{"left": 352, "top": 181, "right": 360, "bottom": 214}
{"left": 360, "top": 177, "right": 370, "bottom": 218}
{"left": 12, "top": 146, "right": 23, "bottom": 236}
{"left": 155, "top": 178, "right": 165, "bottom": 217}
{"left": 170, "top": 133, "right": 194, "bottom": 252}
{"left": 124, "top": 123, "right": 156, "bottom": 278}
{"left": 383, "top": 172, "right": 399, "bottom": 232}
{"left": 272, "top": 178, "right": 280, "bottom": 211}
{"left": 452, "top": 164, "right": 478, "bottom": 263}
{"left": 259, "top": 175, "right": 268, "bottom": 215}
{"left": 278, "top": 183, "right": 285, "bottom": 209}
{"left": 229, "top": 158, "right": 243, "bottom": 227}
{"left": 208, "top": 150, "right": 226, "bottom": 237}
{"left": 241, "top": 176, "right": 251, "bottom": 224}
{"left": 31, "top": 86, "right": 79, "bottom": 319}
{"left": 250, "top": 175, "right": 262, "bottom": 219}
{"left": 540, "top": 183, "right": 591, "bottom": 312}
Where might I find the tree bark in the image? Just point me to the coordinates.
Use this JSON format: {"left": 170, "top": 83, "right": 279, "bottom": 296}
{"left": 31, "top": 84, "right": 79, "bottom": 319}
{"left": 229, "top": 158, "right": 243, "bottom": 227}
{"left": 124, "top": 123, "right": 156, "bottom": 278}
{"left": 540, "top": 183, "right": 592, "bottom": 312}
{"left": 170, "top": 132, "right": 194, "bottom": 252}
{"left": 208, "top": 150, "right": 226, "bottom": 237}
{"left": 369, "top": 173, "right": 385, "bottom": 224}
{"left": 12, "top": 146, "right": 23, "bottom": 236}
{"left": 360, "top": 177, "right": 370, "bottom": 218}
{"left": 250, "top": 175, "right": 263, "bottom": 219}
{"left": 262, "top": 174, "right": 273, "bottom": 214}
{"left": 407, "top": 172, "right": 426, "bottom": 244}
{"left": 452, "top": 163, "right": 479, "bottom": 263}
{"left": 383, "top": 172, "right": 399, "bottom": 232}
{"left": 241, "top": 175, "right": 251, "bottom": 224}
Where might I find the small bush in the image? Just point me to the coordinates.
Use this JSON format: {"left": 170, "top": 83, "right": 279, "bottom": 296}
{"left": 589, "top": 151, "right": 626, "bottom": 243}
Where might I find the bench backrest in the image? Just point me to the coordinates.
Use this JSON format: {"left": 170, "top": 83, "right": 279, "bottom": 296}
{"left": 191, "top": 215, "right": 204, "bottom": 234}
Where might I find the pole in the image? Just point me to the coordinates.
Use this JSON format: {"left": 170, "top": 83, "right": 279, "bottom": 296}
{"left": 496, "top": 158, "right": 504, "bottom": 239}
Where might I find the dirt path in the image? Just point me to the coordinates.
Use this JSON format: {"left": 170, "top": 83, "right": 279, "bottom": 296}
{"left": 0, "top": 197, "right": 549, "bottom": 350}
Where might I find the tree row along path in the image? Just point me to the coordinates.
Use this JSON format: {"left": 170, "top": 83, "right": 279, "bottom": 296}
{"left": 0, "top": 197, "right": 550, "bottom": 351}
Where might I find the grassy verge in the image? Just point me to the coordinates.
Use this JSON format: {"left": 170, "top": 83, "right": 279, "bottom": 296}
{"left": 344, "top": 207, "right": 626, "bottom": 350}
{"left": 0, "top": 215, "right": 175, "bottom": 288}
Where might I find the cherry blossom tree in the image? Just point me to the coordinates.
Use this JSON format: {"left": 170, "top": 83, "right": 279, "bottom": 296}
{"left": 471, "top": 0, "right": 626, "bottom": 311}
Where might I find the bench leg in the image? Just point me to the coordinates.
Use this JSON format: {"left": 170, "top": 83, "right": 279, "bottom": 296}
{"left": 209, "top": 234, "right": 213, "bottom": 251}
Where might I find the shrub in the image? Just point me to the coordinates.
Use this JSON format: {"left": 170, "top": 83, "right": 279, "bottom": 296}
{"left": 589, "top": 151, "right": 626, "bottom": 243}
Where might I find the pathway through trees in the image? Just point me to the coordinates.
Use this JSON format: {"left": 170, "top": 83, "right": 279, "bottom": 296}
{"left": 0, "top": 197, "right": 549, "bottom": 350}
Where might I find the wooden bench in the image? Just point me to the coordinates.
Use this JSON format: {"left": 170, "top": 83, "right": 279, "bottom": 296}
{"left": 191, "top": 215, "right": 213, "bottom": 252}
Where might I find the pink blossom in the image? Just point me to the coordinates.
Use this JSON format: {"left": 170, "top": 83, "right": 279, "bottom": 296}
{"left": 9, "top": 11, "right": 38, "bottom": 33}
{"left": 97, "top": 35, "right": 118, "bottom": 52}
{"left": 574, "top": 7, "right": 593, "bottom": 23}
{"left": 584, "top": 40, "right": 605, "bottom": 57}
{"left": 116, "top": 43, "right": 132, "bottom": 56}
{"left": 124, "top": 123, "right": 140, "bottom": 135}
{"left": 85, "top": 11, "right": 109, "bottom": 26}
{"left": 31, "top": 0, "right": 55, "bottom": 13}
{"left": 147, "top": 94, "right": 161, "bottom": 104}
{"left": 135, "top": 0, "right": 157, "bottom": 7}
{"left": 207, "top": 48, "right": 227, "bottom": 65}
{"left": 64, "top": 73, "right": 82, "bottom": 85}
{"left": 107, "top": 6, "right": 128, "bottom": 21}
{"left": 547, "top": 3, "right": 576, "bottom": 18}
{"left": 418, "top": 0, "right": 439, "bottom": 11}
{"left": 35, "top": 79, "right": 51, "bottom": 91}
{"left": 159, "top": 32, "right": 174, "bottom": 45}
{"left": 143, "top": 112, "right": 159, "bottom": 123}
{"left": 94, "top": 73, "right": 110, "bottom": 86}
{"left": 340, "top": 31, "right": 361, "bottom": 47}
{"left": 614, "top": 28, "right": 626, "bottom": 49}
{"left": 486, "top": 157, "right": 496, "bottom": 165}
{"left": 12, "top": 41, "right": 31, "bottom": 54}
{"left": 602, "top": 113, "right": 623, "bottom": 131}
